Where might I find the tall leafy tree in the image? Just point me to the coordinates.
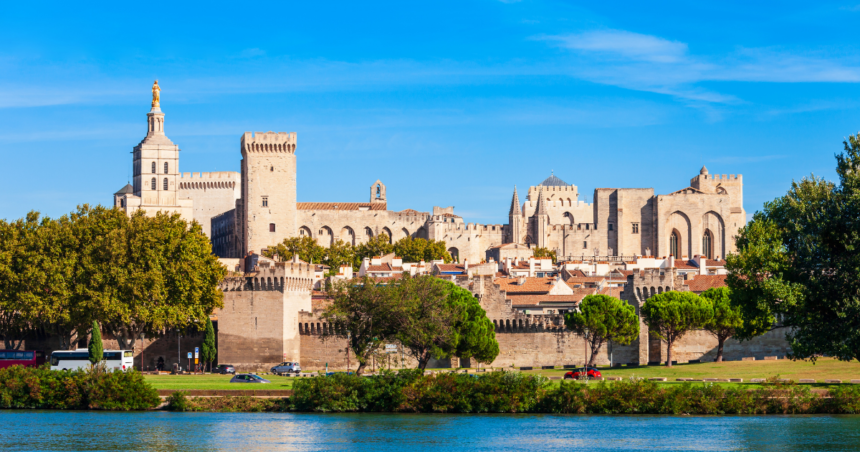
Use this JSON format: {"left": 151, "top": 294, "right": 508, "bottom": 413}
{"left": 396, "top": 275, "right": 462, "bottom": 369}
{"left": 727, "top": 133, "right": 860, "bottom": 362}
{"left": 565, "top": 294, "right": 640, "bottom": 366}
{"left": 641, "top": 291, "right": 713, "bottom": 367}
{"left": 700, "top": 287, "right": 743, "bottom": 362}
{"left": 355, "top": 234, "right": 394, "bottom": 262}
{"left": 93, "top": 209, "right": 225, "bottom": 350}
{"left": 201, "top": 317, "right": 217, "bottom": 372}
{"left": 324, "top": 239, "right": 358, "bottom": 274}
{"left": 445, "top": 285, "right": 499, "bottom": 365}
{"left": 320, "top": 277, "right": 403, "bottom": 375}
{"left": 264, "top": 236, "right": 326, "bottom": 265}
{"left": 88, "top": 320, "right": 103, "bottom": 365}
{"left": 393, "top": 237, "right": 452, "bottom": 263}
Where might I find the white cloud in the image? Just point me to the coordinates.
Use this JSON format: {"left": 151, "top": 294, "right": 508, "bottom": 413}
{"left": 541, "top": 30, "right": 688, "bottom": 63}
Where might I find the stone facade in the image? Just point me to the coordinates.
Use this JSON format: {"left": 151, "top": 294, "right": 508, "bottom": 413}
{"left": 216, "top": 260, "right": 313, "bottom": 372}
{"left": 177, "top": 171, "right": 240, "bottom": 238}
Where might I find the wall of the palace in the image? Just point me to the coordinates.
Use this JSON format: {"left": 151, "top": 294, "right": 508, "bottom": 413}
{"left": 427, "top": 219, "right": 505, "bottom": 263}
{"left": 178, "top": 171, "right": 241, "bottom": 238}
{"left": 297, "top": 210, "right": 430, "bottom": 248}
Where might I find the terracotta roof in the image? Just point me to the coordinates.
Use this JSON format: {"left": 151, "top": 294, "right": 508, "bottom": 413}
{"left": 613, "top": 270, "right": 635, "bottom": 277}
{"left": 706, "top": 259, "right": 726, "bottom": 267}
{"left": 683, "top": 275, "right": 728, "bottom": 293}
{"left": 564, "top": 269, "right": 588, "bottom": 278}
{"left": 366, "top": 264, "right": 403, "bottom": 272}
{"left": 297, "top": 202, "right": 387, "bottom": 211}
{"left": 674, "top": 261, "right": 699, "bottom": 270}
{"left": 436, "top": 264, "right": 466, "bottom": 274}
{"left": 565, "top": 276, "right": 606, "bottom": 284}
{"left": 509, "top": 289, "right": 594, "bottom": 307}
{"left": 494, "top": 277, "right": 556, "bottom": 294}
{"left": 398, "top": 209, "right": 425, "bottom": 215}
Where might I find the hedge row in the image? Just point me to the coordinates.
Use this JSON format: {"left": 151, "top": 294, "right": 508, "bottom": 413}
{"left": 286, "top": 370, "right": 860, "bottom": 414}
{"left": 0, "top": 365, "right": 160, "bottom": 410}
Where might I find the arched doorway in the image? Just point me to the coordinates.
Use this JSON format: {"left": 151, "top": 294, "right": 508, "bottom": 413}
{"left": 448, "top": 247, "right": 460, "bottom": 262}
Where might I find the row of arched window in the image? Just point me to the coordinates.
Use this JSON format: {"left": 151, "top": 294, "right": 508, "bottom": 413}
{"left": 150, "top": 162, "right": 169, "bottom": 174}
{"left": 150, "top": 178, "right": 169, "bottom": 190}
{"left": 669, "top": 229, "right": 716, "bottom": 259}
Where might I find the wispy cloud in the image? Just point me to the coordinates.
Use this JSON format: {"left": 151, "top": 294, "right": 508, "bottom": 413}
{"left": 540, "top": 30, "right": 688, "bottom": 63}
{"left": 536, "top": 29, "right": 860, "bottom": 104}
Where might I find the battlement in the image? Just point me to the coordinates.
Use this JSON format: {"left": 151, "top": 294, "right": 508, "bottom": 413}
{"left": 218, "top": 263, "right": 314, "bottom": 292}
{"left": 241, "top": 131, "right": 297, "bottom": 154}
{"left": 691, "top": 173, "right": 742, "bottom": 186}
{"left": 179, "top": 172, "right": 240, "bottom": 190}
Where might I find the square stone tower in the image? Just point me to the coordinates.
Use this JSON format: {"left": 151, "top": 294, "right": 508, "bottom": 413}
{"left": 240, "top": 131, "right": 298, "bottom": 255}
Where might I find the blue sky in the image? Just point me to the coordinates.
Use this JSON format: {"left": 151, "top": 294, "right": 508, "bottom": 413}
{"left": 2, "top": 1, "right": 859, "bottom": 224}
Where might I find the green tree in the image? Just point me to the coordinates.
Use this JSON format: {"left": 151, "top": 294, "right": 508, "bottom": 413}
{"left": 93, "top": 209, "right": 225, "bottom": 350}
{"left": 532, "top": 247, "right": 557, "bottom": 263}
{"left": 320, "top": 277, "right": 403, "bottom": 375}
{"left": 727, "top": 134, "right": 860, "bottom": 362}
{"left": 355, "top": 234, "right": 394, "bottom": 262}
{"left": 565, "top": 294, "right": 640, "bottom": 367}
{"left": 700, "top": 287, "right": 743, "bottom": 362}
{"left": 324, "top": 239, "right": 358, "bottom": 274}
{"left": 393, "top": 237, "right": 452, "bottom": 263}
{"left": 201, "top": 317, "right": 217, "bottom": 372}
{"left": 445, "top": 285, "right": 499, "bottom": 365}
{"left": 264, "top": 236, "right": 326, "bottom": 265}
{"left": 641, "top": 291, "right": 713, "bottom": 367}
{"left": 396, "top": 275, "right": 462, "bottom": 369}
{"left": 88, "top": 320, "right": 103, "bottom": 365}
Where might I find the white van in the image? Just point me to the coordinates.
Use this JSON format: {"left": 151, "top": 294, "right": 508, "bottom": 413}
{"left": 50, "top": 349, "right": 135, "bottom": 371}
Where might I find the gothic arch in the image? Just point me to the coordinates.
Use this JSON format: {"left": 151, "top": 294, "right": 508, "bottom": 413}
{"left": 667, "top": 211, "right": 692, "bottom": 258}
{"left": 563, "top": 212, "right": 574, "bottom": 225}
{"left": 340, "top": 226, "right": 356, "bottom": 246}
{"left": 299, "top": 226, "right": 312, "bottom": 238}
{"left": 401, "top": 228, "right": 410, "bottom": 240}
{"left": 317, "top": 226, "right": 333, "bottom": 247}
{"left": 702, "top": 211, "right": 726, "bottom": 259}
{"left": 415, "top": 227, "right": 427, "bottom": 240}
{"left": 381, "top": 227, "right": 392, "bottom": 243}
{"left": 448, "top": 247, "right": 460, "bottom": 262}
{"left": 364, "top": 227, "right": 374, "bottom": 240}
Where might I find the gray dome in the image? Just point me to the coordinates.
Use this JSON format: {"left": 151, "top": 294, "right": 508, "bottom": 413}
{"left": 539, "top": 173, "right": 570, "bottom": 187}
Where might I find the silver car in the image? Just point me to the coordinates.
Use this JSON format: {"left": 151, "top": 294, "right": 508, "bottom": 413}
{"left": 270, "top": 361, "right": 301, "bottom": 375}
{"left": 230, "top": 374, "right": 270, "bottom": 383}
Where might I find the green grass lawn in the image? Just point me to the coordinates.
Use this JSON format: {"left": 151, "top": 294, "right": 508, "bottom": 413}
{"left": 145, "top": 374, "right": 295, "bottom": 391}
{"left": 518, "top": 357, "right": 860, "bottom": 383}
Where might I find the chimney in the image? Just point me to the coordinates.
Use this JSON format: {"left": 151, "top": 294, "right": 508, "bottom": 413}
{"left": 517, "top": 276, "right": 526, "bottom": 286}
{"left": 696, "top": 255, "right": 707, "bottom": 275}
{"left": 668, "top": 254, "right": 675, "bottom": 269}
{"left": 464, "top": 259, "right": 469, "bottom": 271}
{"left": 529, "top": 257, "right": 536, "bottom": 277}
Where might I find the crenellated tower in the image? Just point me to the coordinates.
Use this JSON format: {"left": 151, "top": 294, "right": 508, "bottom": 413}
{"left": 240, "top": 131, "right": 298, "bottom": 256}
{"left": 531, "top": 188, "right": 549, "bottom": 248}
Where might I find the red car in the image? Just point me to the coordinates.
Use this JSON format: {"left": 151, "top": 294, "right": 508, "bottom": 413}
{"left": 564, "top": 367, "right": 602, "bottom": 379}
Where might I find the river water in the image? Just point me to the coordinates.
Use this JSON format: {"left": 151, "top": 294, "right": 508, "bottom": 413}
{"left": 2, "top": 411, "right": 858, "bottom": 451}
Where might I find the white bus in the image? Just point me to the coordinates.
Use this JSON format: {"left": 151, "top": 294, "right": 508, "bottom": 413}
{"left": 50, "top": 349, "right": 135, "bottom": 371}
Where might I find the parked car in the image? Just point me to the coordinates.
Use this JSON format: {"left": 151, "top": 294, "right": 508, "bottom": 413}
{"left": 215, "top": 364, "right": 236, "bottom": 374}
{"left": 564, "top": 367, "right": 602, "bottom": 379}
{"left": 230, "top": 374, "right": 270, "bottom": 384}
{"left": 270, "top": 361, "right": 301, "bottom": 375}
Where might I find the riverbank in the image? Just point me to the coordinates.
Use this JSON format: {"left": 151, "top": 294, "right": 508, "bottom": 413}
{"left": 163, "top": 371, "right": 860, "bottom": 414}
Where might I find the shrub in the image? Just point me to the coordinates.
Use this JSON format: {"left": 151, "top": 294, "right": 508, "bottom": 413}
{"left": 0, "top": 365, "right": 159, "bottom": 411}
{"left": 166, "top": 391, "right": 191, "bottom": 412}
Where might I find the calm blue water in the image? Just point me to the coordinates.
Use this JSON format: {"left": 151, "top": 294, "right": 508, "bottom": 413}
{"left": 1, "top": 411, "right": 859, "bottom": 451}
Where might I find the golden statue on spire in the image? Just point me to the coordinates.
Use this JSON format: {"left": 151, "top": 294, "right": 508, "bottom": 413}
{"left": 151, "top": 80, "right": 161, "bottom": 107}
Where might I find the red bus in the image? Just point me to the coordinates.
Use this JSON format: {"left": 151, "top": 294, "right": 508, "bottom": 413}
{"left": 0, "top": 350, "right": 46, "bottom": 369}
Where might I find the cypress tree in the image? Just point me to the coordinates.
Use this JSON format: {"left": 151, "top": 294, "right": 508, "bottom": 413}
{"left": 88, "top": 320, "right": 104, "bottom": 365}
{"left": 201, "top": 318, "right": 217, "bottom": 372}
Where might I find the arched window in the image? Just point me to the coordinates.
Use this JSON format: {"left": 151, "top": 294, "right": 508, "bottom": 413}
{"left": 151, "top": 162, "right": 156, "bottom": 174}
{"left": 164, "top": 162, "right": 168, "bottom": 174}
{"left": 670, "top": 231, "right": 680, "bottom": 258}
{"left": 163, "top": 178, "right": 168, "bottom": 190}
{"left": 703, "top": 229, "right": 713, "bottom": 259}
{"left": 151, "top": 177, "right": 156, "bottom": 190}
